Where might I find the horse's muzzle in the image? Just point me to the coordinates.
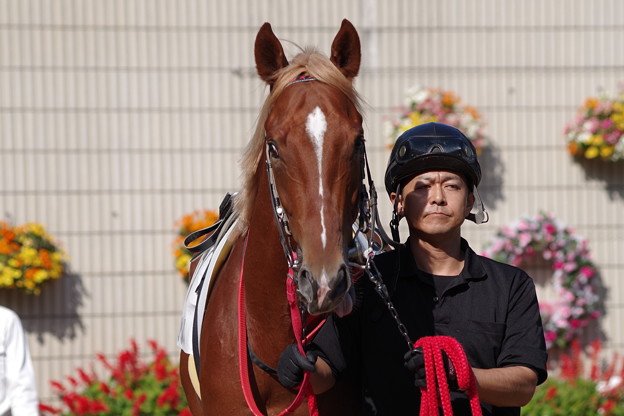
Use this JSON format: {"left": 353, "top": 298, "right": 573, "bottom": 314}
{"left": 297, "top": 264, "right": 351, "bottom": 315}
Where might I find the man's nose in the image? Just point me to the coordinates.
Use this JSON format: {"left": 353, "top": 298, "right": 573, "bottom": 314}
{"left": 429, "top": 185, "right": 446, "bottom": 205}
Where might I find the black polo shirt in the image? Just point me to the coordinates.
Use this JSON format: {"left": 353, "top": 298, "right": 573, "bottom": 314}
{"left": 314, "top": 238, "right": 548, "bottom": 416}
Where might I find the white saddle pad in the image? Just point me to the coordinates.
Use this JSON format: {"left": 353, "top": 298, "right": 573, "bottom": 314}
{"left": 177, "top": 219, "right": 238, "bottom": 354}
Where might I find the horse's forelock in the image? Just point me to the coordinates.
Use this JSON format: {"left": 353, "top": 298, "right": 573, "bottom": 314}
{"left": 232, "top": 48, "right": 362, "bottom": 239}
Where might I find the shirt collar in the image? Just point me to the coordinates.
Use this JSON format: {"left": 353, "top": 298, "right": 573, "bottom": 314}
{"left": 400, "top": 237, "right": 487, "bottom": 282}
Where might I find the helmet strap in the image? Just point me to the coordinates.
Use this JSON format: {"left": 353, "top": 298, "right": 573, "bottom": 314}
{"left": 466, "top": 185, "right": 489, "bottom": 224}
{"left": 390, "top": 183, "right": 402, "bottom": 242}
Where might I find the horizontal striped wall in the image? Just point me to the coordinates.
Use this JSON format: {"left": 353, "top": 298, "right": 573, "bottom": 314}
{"left": 1, "top": 0, "right": 623, "bottom": 404}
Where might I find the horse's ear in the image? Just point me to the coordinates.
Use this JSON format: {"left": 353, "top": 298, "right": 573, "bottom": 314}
{"left": 254, "top": 22, "right": 289, "bottom": 86}
{"left": 330, "top": 19, "right": 361, "bottom": 80}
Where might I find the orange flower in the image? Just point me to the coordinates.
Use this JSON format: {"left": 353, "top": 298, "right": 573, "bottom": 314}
{"left": 0, "top": 239, "right": 11, "bottom": 255}
{"left": 25, "top": 268, "right": 38, "bottom": 281}
{"left": 442, "top": 91, "right": 458, "bottom": 107}
{"left": 40, "top": 249, "right": 52, "bottom": 269}
{"left": 584, "top": 97, "right": 599, "bottom": 110}
{"left": 173, "top": 209, "right": 219, "bottom": 280}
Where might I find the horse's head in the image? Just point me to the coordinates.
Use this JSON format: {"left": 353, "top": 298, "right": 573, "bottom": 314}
{"left": 251, "top": 20, "right": 364, "bottom": 315}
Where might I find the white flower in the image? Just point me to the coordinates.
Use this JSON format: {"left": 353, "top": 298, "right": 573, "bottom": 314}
{"left": 596, "top": 375, "right": 622, "bottom": 393}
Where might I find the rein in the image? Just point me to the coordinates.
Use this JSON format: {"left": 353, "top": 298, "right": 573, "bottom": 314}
{"left": 238, "top": 233, "right": 320, "bottom": 416}
{"left": 415, "top": 337, "right": 482, "bottom": 416}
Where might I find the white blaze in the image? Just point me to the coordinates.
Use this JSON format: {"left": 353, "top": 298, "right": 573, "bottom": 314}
{"left": 306, "top": 106, "right": 327, "bottom": 250}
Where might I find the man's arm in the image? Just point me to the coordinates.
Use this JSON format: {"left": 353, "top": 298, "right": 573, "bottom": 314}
{"left": 5, "top": 311, "right": 39, "bottom": 415}
{"left": 473, "top": 365, "right": 537, "bottom": 407}
{"left": 309, "top": 357, "right": 336, "bottom": 394}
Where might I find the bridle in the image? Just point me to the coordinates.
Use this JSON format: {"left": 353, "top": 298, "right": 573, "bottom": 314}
{"left": 263, "top": 74, "right": 390, "bottom": 283}
{"left": 264, "top": 125, "right": 386, "bottom": 285}
{"left": 238, "top": 75, "right": 390, "bottom": 415}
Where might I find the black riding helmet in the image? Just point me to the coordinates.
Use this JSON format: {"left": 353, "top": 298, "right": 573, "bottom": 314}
{"left": 384, "top": 122, "right": 488, "bottom": 234}
{"left": 385, "top": 122, "right": 481, "bottom": 194}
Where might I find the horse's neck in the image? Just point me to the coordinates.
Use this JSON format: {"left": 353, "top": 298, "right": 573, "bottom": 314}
{"left": 243, "top": 166, "right": 294, "bottom": 349}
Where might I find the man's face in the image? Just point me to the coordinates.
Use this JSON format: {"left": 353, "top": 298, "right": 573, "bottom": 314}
{"left": 391, "top": 170, "right": 475, "bottom": 238}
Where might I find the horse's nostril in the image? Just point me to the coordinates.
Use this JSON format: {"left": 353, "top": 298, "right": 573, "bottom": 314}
{"left": 334, "top": 265, "right": 350, "bottom": 296}
{"left": 297, "top": 267, "right": 315, "bottom": 302}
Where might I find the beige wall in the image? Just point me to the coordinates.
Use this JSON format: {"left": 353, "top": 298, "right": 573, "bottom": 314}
{"left": 1, "top": 0, "right": 623, "bottom": 404}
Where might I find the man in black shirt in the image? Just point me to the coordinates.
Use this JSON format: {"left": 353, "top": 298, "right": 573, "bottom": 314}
{"left": 278, "top": 122, "right": 548, "bottom": 415}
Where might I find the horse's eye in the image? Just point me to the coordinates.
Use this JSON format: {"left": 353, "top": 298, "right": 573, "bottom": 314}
{"left": 268, "top": 141, "right": 279, "bottom": 159}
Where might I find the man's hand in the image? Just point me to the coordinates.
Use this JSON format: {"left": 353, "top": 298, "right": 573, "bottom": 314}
{"left": 277, "top": 344, "right": 317, "bottom": 389}
{"left": 404, "top": 347, "right": 459, "bottom": 390}
{"left": 404, "top": 347, "right": 427, "bottom": 387}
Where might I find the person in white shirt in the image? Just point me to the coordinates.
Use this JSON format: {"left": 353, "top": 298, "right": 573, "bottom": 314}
{"left": 0, "top": 306, "right": 39, "bottom": 416}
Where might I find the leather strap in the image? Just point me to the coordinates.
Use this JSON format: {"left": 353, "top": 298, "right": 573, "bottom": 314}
{"left": 238, "top": 233, "right": 318, "bottom": 416}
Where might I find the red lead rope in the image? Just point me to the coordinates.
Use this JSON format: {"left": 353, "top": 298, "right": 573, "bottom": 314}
{"left": 415, "top": 336, "right": 483, "bottom": 416}
{"left": 238, "top": 233, "right": 319, "bottom": 416}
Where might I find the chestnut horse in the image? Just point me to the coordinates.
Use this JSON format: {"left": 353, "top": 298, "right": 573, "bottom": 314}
{"left": 180, "top": 20, "right": 368, "bottom": 415}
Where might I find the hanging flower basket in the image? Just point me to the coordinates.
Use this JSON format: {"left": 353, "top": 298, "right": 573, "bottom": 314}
{"left": 564, "top": 87, "right": 624, "bottom": 162}
{"left": 384, "top": 85, "right": 487, "bottom": 151}
{"left": 482, "top": 213, "right": 602, "bottom": 349}
{"left": 0, "top": 222, "right": 67, "bottom": 295}
{"left": 172, "top": 210, "right": 219, "bottom": 280}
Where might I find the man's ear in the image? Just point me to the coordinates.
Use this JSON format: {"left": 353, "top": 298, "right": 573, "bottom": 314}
{"left": 390, "top": 192, "right": 404, "bottom": 216}
{"left": 465, "top": 192, "right": 475, "bottom": 218}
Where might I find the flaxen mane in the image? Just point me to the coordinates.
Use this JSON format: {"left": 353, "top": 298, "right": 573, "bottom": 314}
{"left": 231, "top": 47, "right": 363, "bottom": 239}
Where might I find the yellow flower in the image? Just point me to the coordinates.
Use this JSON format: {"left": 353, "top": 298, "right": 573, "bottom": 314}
{"left": 34, "top": 269, "right": 49, "bottom": 283}
{"left": 600, "top": 146, "right": 614, "bottom": 158}
{"left": 18, "top": 247, "right": 38, "bottom": 265}
{"left": 27, "top": 223, "right": 46, "bottom": 236}
{"left": 589, "top": 134, "right": 604, "bottom": 146}
{"left": 0, "top": 268, "right": 15, "bottom": 286}
{"left": 612, "top": 113, "right": 624, "bottom": 130}
{"left": 409, "top": 112, "right": 424, "bottom": 127}
{"left": 176, "top": 254, "right": 192, "bottom": 275}
{"left": 585, "top": 146, "right": 599, "bottom": 159}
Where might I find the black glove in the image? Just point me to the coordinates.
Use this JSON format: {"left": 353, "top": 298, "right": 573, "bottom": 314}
{"left": 277, "top": 344, "right": 317, "bottom": 389}
{"left": 404, "top": 347, "right": 426, "bottom": 388}
{"left": 404, "top": 348, "right": 459, "bottom": 390}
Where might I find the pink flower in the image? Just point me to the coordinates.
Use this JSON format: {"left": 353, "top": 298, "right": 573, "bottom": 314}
{"left": 518, "top": 232, "right": 532, "bottom": 248}
{"left": 579, "top": 266, "right": 595, "bottom": 278}
{"left": 604, "top": 130, "right": 622, "bottom": 145}
{"left": 583, "top": 118, "right": 600, "bottom": 133}
{"left": 596, "top": 100, "right": 613, "bottom": 114}
{"left": 600, "top": 118, "right": 614, "bottom": 130}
